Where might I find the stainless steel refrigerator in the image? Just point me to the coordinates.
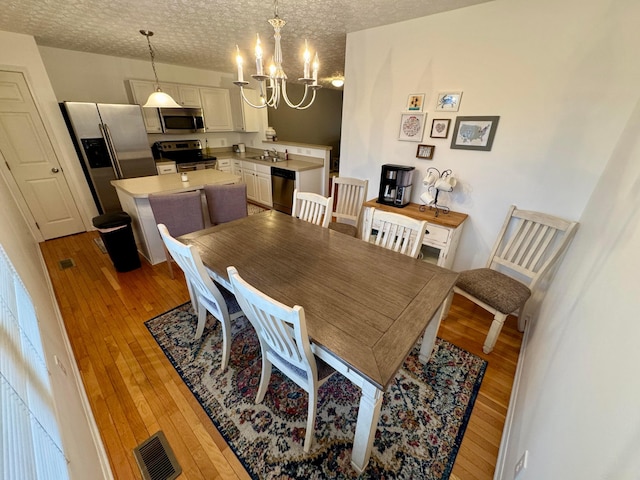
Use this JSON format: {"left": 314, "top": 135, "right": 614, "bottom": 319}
{"left": 61, "top": 102, "right": 157, "bottom": 213}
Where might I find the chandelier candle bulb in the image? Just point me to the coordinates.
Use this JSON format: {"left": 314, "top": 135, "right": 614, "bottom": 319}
{"left": 303, "top": 40, "right": 311, "bottom": 78}
{"left": 312, "top": 53, "right": 319, "bottom": 82}
{"left": 236, "top": 45, "right": 244, "bottom": 82}
{"left": 255, "top": 34, "right": 264, "bottom": 76}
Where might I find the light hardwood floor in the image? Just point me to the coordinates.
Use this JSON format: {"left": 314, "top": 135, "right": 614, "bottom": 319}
{"left": 40, "top": 230, "right": 522, "bottom": 480}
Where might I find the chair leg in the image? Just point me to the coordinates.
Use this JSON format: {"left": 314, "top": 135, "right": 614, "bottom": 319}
{"left": 484, "top": 311, "right": 508, "bottom": 354}
{"left": 303, "top": 386, "right": 318, "bottom": 452}
{"left": 256, "top": 355, "right": 272, "bottom": 403}
{"left": 218, "top": 315, "right": 231, "bottom": 371}
{"left": 163, "top": 245, "right": 175, "bottom": 279}
{"left": 194, "top": 299, "right": 207, "bottom": 339}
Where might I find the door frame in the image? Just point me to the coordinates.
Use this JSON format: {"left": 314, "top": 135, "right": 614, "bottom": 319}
{"left": 0, "top": 65, "right": 96, "bottom": 242}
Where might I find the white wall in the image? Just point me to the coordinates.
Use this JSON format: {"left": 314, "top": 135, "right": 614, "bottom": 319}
{"left": 0, "top": 31, "right": 111, "bottom": 479}
{"left": 340, "top": 0, "right": 640, "bottom": 478}
{"left": 499, "top": 95, "right": 640, "bottom": 478}
{"left": 340, "top": 0, "right": 640, "bottom": 272}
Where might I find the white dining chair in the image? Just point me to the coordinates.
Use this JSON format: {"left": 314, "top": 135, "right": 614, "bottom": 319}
{"left": 362, "top": 209, "right": 427, "bottom": 258}
{"left": 291, "top": 189, "right": 333, "bottom": 228}
{"left": 453, "top": 205, "right": 578, "bottom": 353}
{"left": 158, "top": 224, "right": 243, "bottom": 370}
{"left": 149, "top": 191, "right": 204, "bottom": 279}
{"left": 227, "top": 266, "right": 337, "bottom": 452}
{"left": 329, "top": 176, "right": 368, "bottom": 237}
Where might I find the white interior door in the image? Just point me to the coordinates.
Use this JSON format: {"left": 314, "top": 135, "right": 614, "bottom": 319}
{"left": 0, "top": 70, "right": 84, "bottom": 240}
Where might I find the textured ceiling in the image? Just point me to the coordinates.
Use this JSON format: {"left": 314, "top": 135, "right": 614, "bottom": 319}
{"left": 1, "top": 0, "right": 493, "bottom": 87}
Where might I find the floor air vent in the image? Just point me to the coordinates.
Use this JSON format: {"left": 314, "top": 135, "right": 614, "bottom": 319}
{"left": 58, "top": 258, "right": 75, "bottom": 270}
{"left": 133, "top": 431, "right": 182, "bottom": 480}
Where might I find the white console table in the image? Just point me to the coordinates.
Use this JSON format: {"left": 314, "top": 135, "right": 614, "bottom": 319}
{"left": 362, "top": 199, "right": 468, "bottom": 269}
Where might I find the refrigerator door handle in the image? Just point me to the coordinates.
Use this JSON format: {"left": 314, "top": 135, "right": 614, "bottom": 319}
{"left": 99, "top": 123, "right": 123, "bottom": 179}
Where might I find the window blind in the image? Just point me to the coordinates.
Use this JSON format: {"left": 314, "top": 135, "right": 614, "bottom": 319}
{"left": 0, "top": 244, "right": 69, "bottom": 479}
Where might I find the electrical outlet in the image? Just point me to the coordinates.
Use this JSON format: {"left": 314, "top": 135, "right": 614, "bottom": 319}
{"left": 219, "top": 139, "right": 227, "bottom": 146}
{"left": 514, "top": 450, "right": 528, "bottom": 478}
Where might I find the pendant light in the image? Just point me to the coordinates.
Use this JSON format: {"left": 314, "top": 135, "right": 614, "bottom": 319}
{"left": 139, "top": 30, "right": 181, "bottom": 108}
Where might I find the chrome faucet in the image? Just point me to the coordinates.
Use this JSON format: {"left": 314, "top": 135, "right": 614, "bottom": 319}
{"left": 270, "top": 148, "right": 279, "bottom": 159}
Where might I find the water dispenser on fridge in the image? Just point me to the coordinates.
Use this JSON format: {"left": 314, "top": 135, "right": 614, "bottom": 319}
{"left": 377, "top": 164, "right": 415, "bottom": 207}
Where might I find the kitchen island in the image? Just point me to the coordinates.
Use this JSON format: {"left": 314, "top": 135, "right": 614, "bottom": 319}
{"left": 111, "top": 169, "right": 240, "bottom": 265}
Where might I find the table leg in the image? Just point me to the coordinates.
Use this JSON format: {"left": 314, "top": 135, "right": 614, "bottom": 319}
{"left": 350, "top": 381, "right": 383, "bottom": 473}
{"left": 419, "top": 301, "right": 446, "bottom": 363}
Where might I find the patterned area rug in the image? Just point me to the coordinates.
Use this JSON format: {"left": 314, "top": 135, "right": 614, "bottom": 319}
{"left": 146, "top": 303, "right": 487, "bottom": 480}
{"left": 247, "top": 203, "right": 269, "bottom": 216}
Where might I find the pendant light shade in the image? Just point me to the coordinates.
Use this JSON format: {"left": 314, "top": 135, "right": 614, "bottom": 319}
{"left": 140, "top": 30, "right": 181, "bottom": 108}
{"left": 143, "top": 89, "right": 181, "bottom": 108}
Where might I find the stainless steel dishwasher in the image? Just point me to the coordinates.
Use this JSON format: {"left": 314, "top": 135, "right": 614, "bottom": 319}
{"left": 271, "top": 167, "right": 296, "bottom": 215}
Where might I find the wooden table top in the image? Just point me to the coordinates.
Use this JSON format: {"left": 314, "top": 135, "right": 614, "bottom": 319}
{"left": 363, "top": 198, "right": 468, "bottom": 229}
{"left": 180, "top": 210, "right": 458, "bottom": 390}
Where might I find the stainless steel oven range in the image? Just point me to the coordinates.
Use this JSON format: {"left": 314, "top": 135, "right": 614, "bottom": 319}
{"left": 152, "top": 139, "right": 216, "bottom": 172}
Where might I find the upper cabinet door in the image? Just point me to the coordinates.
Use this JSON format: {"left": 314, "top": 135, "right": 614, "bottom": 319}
{"left": 177, "top": 85, "right": 202, "bottom": 108}
{"left": 127, "top": 80, "right": 162, "bottom": 133}
{"left": 200, "top": 88, "right": 233, "bottom": 132}
{"left": 229, "top": 88, "right": 260, "bottom": 132}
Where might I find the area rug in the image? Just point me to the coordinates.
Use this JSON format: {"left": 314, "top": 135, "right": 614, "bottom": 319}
{"left": 146, "top": 303, "right": 487, "bottom": 480}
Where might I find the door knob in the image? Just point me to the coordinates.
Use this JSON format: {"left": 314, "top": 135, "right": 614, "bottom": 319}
{"left": 51, "top": 167, "right": 59, "bottom": 173}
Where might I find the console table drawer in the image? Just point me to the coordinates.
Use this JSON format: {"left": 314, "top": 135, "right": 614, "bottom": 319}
{"left": 424, "top": 223, "right": 450, "bottom": 245}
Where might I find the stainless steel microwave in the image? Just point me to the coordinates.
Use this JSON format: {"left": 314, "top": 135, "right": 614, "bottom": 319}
{"left": 159, "top": 107, "right": 205, "bottom": 134}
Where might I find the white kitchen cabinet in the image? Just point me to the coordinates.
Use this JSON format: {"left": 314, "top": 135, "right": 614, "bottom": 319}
{"left": 128, "top": 80, "right": 163, "bottom": 133}
{"left": 256, "top": 171, "right": 273, "bottom": 207}
{"left": 232, "top": 160, "right": 243, "bottom": 176}
{"left": 229, "top": 89, "right": 260, "bottom": 132}
{"left": 200, "top": 88, "right": 233, "bottom": 132}
{"left": 161, "top": 84, "right": 201, "bottom": 108}
{"left": 216, "top": 158, "right": 232, "bottom": 172}
{"left": 244, "top": 170, "right": 257, "bottom": 201}
{"left": 156, "top": 161, "right": 177, "bottom": 175}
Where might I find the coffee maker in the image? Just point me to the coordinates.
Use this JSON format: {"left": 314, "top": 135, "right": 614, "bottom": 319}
{"left": 377, "top": 164, "right": 415, "bottom": 207}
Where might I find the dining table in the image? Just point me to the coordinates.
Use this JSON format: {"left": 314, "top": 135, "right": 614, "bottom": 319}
{"left": 179, "top": 209, "right": 458, "bottom": 473}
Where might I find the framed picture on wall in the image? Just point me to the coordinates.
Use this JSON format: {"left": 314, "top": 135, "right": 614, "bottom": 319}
{"left": 435, "top": 91, "right": 462, "bottom": 111}
{"left": 416, "top": 144, "right": 435, "bottom": 159}
{"left": 450, "top": 116, "right": 500, "bottom": 151}
{"left": 399, "top": 113, "right": 426, "bottom": 142}
{"left": 430, "top": 119, "right": 451, "bottom": 138}
{"left": 406, "top": 93, "right": 425, "bottom": 112}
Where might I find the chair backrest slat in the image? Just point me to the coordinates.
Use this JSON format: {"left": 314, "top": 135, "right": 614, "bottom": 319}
{"left": 292, "top": 189, "right": 333, "bottom": 228}
{"left": 228, "top": 266, "right": 314, "bottom": 377}
{"left": 488, "top": 205, "right": 579, "bottom": 290}
{"left": 332, "top": 177, "right": 368, "bottom": 225}
{"left": 363, "top": 209, "right": 427, "bottom": 258}
{"left": 157, "top": 224, "right": 229, "bottom": 319}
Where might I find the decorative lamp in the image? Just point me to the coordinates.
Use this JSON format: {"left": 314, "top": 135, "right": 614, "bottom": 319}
{"left": 233, "top": 0, "right": 321, "bottom": 110}
{"left": 140, "top": 30, "right": 181, "bottom": 108}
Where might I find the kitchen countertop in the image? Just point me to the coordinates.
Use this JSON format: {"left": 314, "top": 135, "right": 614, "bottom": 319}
{"left": 217, "top": 152, "right": 322, "bottom": 172}
{"left": 110, "top": 169, "right": 240, "bottom": 198}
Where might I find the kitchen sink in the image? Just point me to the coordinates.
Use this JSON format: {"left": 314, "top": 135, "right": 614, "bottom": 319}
{"left": 249, "top": 155, "right": 284, "bottom": 162}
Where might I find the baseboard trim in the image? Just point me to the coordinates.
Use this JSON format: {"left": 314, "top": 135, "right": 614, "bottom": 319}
{"left": 493, "top": 319, "right": 531, "bottom": 480}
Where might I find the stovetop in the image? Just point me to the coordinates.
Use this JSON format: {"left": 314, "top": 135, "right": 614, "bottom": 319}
{"left": 152, "top": 139, "right": 215, "bottom": 164}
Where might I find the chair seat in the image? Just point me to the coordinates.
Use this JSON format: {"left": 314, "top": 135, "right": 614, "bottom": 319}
{"left": 456, "top": 268, "right": 531, "bottom": 314}
{"left": 328, "top": 222, "right": 357, "bottom": 237}
{"left": 271, "top": 350, "right": 336, "bottom": 381}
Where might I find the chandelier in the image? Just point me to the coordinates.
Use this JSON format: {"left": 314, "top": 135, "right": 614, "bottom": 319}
{"left": 140, "top": 30, "right": 181, "bottom": 108}
{"left": 233, "top": 0, "right": 321, "bottom": 110}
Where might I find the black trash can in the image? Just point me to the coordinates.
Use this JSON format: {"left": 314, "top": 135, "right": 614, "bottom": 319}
{"left": 92, "top": 211, "right": 141, "bottom": 272}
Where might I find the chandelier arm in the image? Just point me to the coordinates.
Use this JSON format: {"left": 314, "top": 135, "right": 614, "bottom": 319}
{"left": 291, "top": 88, "right": 318, "bottom": 110}
{"left": 281, "top": 81, "right": 308, "bottom": 108}
{"left": 239, "top": 86, "right": 268, "bottom": 109}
